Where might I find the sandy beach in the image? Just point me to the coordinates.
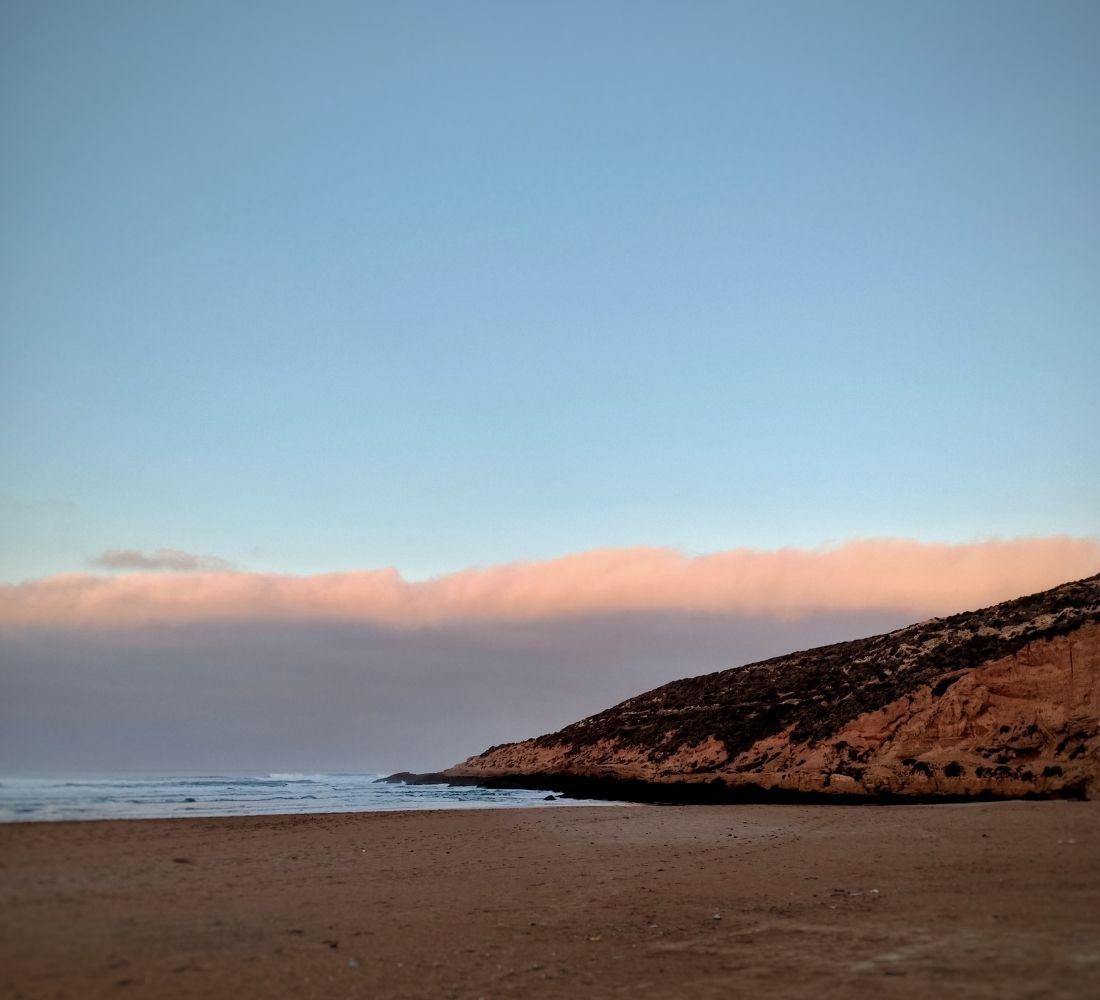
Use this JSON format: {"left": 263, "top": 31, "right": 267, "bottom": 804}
{"left": 2, "top": 801, "right": 1099, "bottom": 999}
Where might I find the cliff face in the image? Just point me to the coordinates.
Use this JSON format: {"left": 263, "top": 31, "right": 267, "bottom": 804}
{"left": 447, "top": 574, "right": 1100, "bottom": 800}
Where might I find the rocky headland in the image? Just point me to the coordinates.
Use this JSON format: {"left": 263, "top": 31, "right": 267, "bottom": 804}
{"left": 401, "top": 573, "right": 1100, "bottom": 803}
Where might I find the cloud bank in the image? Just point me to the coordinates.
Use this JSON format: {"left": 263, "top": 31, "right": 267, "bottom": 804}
{"left": 0, "top": 610, "right": 912, "bottom": 774}
{"left": 3, "top": 536, "right": 1098, "bottom": 773}
{"left": 4, "top": 536, "right": 1098, "bottom": 631}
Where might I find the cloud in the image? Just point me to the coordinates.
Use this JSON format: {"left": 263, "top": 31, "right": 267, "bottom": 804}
{"left": 3, "top": 536, "right": 1098, "bottom": 631}
{"left": 3, "top": 538, "right": 1099, "bottom": 774}
{"left": 0, "top": 610, "right": 919, "bottom": 774}
{"left": 88, "top": 548, "right": 234, "bottom": 573}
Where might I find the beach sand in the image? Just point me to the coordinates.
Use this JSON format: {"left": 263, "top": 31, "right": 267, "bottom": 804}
{"left": 2, "top": 801, "right": 1098, "bottom": 999}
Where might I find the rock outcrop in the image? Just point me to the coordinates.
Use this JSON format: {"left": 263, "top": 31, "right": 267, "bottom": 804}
{"left": 444, "top": 574, "right": 1100, "bottom": 800}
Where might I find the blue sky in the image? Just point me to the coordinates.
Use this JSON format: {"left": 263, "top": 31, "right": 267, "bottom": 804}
{"left": 3, "top": 0, "right": 1098, "bottom": 583}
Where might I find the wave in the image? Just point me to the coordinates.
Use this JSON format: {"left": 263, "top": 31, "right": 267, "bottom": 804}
{"left": 0, "top": 772, "right": 622, "bottom": 822}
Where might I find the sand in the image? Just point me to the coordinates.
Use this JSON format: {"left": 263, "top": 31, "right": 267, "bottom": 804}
{"left": 2, "top": 801, "right": 1099, "bottom": 999}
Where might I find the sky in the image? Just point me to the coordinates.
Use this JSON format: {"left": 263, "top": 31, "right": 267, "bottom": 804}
{"left": 1, "top": 2, "right": 1098, "bottom": 773}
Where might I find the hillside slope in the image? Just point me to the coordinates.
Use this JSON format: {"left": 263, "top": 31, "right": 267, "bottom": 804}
{"left": 445, "top": 574, "right": 1100, "bottom": 799}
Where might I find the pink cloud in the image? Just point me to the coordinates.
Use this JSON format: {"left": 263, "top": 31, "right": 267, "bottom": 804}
{"left": 1, "top": 537, "right": 1097, "bottom": 631}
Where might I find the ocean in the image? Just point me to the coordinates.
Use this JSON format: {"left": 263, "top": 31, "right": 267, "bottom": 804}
{"left": 0, "top": 772, "right": 615, "bottom": 823}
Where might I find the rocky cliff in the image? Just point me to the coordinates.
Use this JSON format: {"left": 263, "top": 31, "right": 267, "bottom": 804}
{"left": 445, "top": 574, "right": 1100, "bottom": 800}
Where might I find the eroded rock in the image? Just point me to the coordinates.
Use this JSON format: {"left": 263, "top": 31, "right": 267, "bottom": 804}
{"left": 445, "top": 574, "right": 1100, "bottom": 800}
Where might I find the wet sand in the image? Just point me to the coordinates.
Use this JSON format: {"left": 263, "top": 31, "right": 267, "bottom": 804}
{"left": 2, "top": 801, "right": 1099, "bottom": 999}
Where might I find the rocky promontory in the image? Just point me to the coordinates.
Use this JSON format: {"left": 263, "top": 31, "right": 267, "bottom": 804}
{"left": 437, "top": 574, "right": 1100, "bottom": 801}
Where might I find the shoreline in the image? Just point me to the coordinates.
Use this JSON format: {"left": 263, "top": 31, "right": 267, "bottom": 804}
{"left": 3, "top": 791, "right": 1069, "bottom": 831}
{"left": 0, "top": 772, "right": 607, "bottom": 825}
{"left": 0, "top": 796, "right": 629, "bottom": 828}
{"left": 382, "top": 769, "right": 1093, "bottom": 805}
{"left": 1, "top": 792, "right": 1078, "bottom": 830}
{"left": 3, "top": 801, "right": 1099, "bottom": 998}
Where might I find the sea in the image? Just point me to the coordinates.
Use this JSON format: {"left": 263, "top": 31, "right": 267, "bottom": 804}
{"left": 0, "top": 772, "right": 615, "bottom": 823}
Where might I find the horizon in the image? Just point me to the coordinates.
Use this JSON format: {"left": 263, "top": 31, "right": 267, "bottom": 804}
{"left": 3, "top": 556, "right": 1098, "bottom": 781}
{"left": 3, "top": 546, "right": 1097, "bottom": 774}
